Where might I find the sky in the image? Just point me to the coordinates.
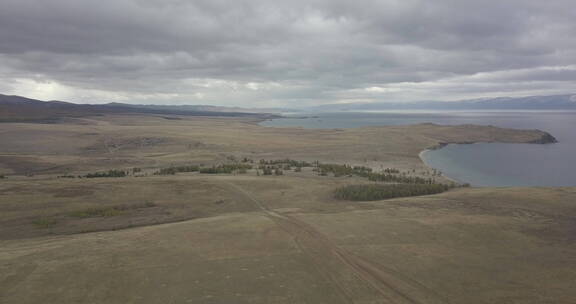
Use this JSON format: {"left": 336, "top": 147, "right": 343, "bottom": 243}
{"left": 1, "top": 0, "right": 575, "bottom": 107}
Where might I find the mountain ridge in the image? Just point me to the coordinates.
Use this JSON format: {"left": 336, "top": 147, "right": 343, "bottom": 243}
{"left": 2, "top": 93, "right": 575, "bottom": 123}
{"left": 0, "top": 94, "right": 278, "bottom": 123}
{"left": 307, "top": 94, "right": 576, "bottom": 111}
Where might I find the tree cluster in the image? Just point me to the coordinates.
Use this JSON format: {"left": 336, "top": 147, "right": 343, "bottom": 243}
{"left": 155, "top": 165, "right": 200, "bottom": 175}
{"left": 314, "top": 162, "right": 438, "bottom": 184}
{"left": 259, "top": 159, "right": 312, "bottom": 168}
{"left": 84, "top": 169, "right": 128, "bottom": 178}
{"left": 364, "top": 172, "right": 436, "bottom": 184}
{"left": 199, "top": 163, "right": 253, "bottom": 174}
{"left": 316, "top": 163, "right": 373, "bottom": 177}
{"left": 334, "top": 183, "right": 453, "bottom": 201}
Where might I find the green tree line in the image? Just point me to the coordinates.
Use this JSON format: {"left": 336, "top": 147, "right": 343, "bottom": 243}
{"left": 334, "top": 183, "right": 453, "bottom": 201}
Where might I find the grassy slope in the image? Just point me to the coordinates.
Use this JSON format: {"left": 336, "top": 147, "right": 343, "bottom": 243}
{"left": 0, "top": 114, "right": 572, "bottom": 303}
{"left": 0, "top": 114, "right": 554, "bottom": 175}
{"left": 1, "top": 178, "right": 576, "bottom": 303}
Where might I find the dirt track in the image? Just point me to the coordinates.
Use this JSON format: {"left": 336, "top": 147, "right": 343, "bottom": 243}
{"left": 1, "top": 115, "right": 574, "bottom": 303}
{"left": 2, "top": 179, "right": 576, "bottom": 303}
{"left": 226, "top": 182, "right": 447, "bottom": 304}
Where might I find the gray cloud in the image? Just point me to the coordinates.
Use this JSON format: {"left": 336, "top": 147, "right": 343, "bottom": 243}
{"left": 0, "top": 0, "right": 575, "bottom": 106}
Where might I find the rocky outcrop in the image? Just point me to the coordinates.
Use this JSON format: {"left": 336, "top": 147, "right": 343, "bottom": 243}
{"left": 528, "top": 131, "right": 558, "bottom": 144}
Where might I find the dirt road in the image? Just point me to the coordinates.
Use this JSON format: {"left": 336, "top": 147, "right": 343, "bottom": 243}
{"left": 225, "top": 182, "right": 448, "bottom": 304}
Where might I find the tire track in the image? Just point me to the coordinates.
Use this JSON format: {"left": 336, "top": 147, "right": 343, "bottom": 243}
{"left": 225, "top": 182, "right": 448, "bottom": 304}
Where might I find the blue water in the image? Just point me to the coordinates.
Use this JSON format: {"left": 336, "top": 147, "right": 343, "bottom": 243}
{"left": 261, "top": 111, "right": 576, "bottom": 187}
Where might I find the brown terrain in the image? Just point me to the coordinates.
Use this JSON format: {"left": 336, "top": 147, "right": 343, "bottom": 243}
{"left": 1, "top": 112, "right": 575, "bottom": 304}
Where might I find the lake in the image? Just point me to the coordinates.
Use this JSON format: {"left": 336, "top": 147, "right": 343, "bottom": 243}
{"left": 261, "top": 111, "right": 576, "bottom": 187}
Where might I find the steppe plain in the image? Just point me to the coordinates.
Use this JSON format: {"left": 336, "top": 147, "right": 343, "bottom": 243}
{"left": 1, "top": 114, "right": 575, "bottom": 304}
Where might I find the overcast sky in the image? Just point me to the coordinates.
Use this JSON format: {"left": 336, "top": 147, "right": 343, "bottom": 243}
{"left": 1, "top": 0, "right": 575, "bottom": 107}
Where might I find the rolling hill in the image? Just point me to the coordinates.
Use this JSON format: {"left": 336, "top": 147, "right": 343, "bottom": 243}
{"left": 0, "top": 94, "right": 278, "bottom": 122}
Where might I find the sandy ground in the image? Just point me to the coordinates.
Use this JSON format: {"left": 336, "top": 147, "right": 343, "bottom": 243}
{"left": 0, "top": 114, "right": 573, "bottom": 303}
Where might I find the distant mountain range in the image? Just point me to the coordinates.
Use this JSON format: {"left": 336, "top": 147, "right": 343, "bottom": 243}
{"left": 307, "top": 94, "right": 576, "bottom": 111}
{"left": 1, "top": 93, "right": 575, "bottom": 123}
{"left": 0, "top": 94, "right": 279, "bottom": 122}
{"left": 105, "top": 102, "right": 290, "bottom": 114}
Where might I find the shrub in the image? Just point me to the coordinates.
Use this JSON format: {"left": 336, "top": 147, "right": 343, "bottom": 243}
{"left": 262, "top": 167, "right": 273, "bottom": 175}
{"left": 70, "top": 207, "right": 124, "bottom": 218}
{"left": 69, "top": 202, "right": 156, "bottom": 218}
{"left": 32, "top": 217, "right": 58, "bottom": 228}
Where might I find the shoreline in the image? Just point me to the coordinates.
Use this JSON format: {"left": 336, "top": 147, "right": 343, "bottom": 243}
{"left": 418, "top": 147, "right": 464, "bottom": 186}
{"left": 1, "top": 113, "right": 558, "bottom": 182}
{"left": 256, "top": 116, "right": 560, "bottom": 187}
{"left": 257, "top": 116, "right": 558, "bottom": 187}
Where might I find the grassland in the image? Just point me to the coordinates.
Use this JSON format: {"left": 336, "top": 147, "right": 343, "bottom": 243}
{"left": 1, "top": 114, "right": 574, "bottom": 304}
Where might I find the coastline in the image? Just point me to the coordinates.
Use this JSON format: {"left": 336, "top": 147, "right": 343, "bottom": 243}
{"left": 418, "top": 146, "right": 464, "bottom": 185}
{"left": 258, "top": 115, "right": 559, "bottom": 187}
{"left": 417, "top": 130, "right": 559, "bottom": 187}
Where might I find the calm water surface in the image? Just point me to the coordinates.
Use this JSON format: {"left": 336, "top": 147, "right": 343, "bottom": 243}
{"left": 261, "top": 111, "right": 576, "bottom": 187}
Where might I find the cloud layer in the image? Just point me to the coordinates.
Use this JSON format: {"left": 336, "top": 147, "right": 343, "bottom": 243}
{"left": 1, "top": 0, "right": 575, "bottom": 106}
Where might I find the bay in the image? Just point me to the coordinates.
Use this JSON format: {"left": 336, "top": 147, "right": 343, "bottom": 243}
{"left": 261, "top": 111, "right": 576, "bottom": 187}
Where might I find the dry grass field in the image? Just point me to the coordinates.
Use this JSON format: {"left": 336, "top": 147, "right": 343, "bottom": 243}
{"left": 0, "top": 114, "right": 554, "bottom": 175}
{"left": 1, "top": 114, "right": 574, "bottom": 303}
